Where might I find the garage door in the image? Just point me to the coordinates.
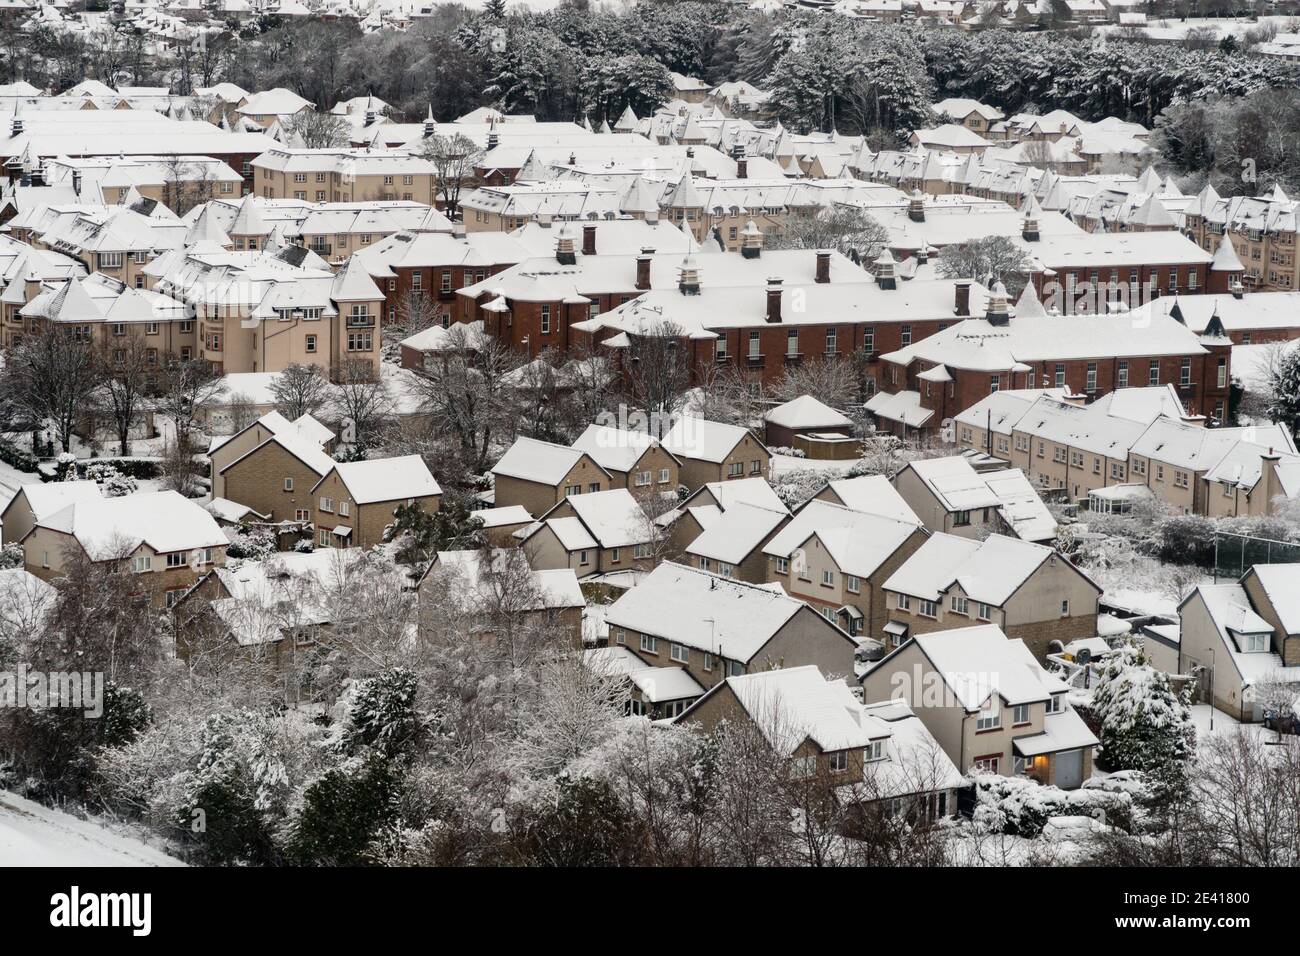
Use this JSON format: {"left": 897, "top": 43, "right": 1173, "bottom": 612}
{"left": 1055, "top": 749, "right": 1084, "bottom": 790}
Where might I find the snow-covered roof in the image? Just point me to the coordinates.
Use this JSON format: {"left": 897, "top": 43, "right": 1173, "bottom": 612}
{"left": 39, "top": 490, "right": 227, "bottom": 561}
{"left": 763, "top": 499, "right": 921, "bottom": 579}
{"left": 571, "top": 424, "right": 670, "bottom": 474}
{"left": 885, "top": 532, "right": 1079, "bottom": 606}
{"left": 607, "top": 562, "right": 825, "bottom": 662}
{"left": 585, "top": 646, "right": 704, "bottom": 703}
{"left": 491, "top": 435, "right": 601, "bottom": 485}
{"left": 764, "top": 394, "right": 853, "bottom": 431}
{"left": 661, "top": 416, "right": 763, "bottom": 464}
{"left": 902, "top": 625, "right": 1067, "bottom": 710}
{"left": 3, "top": 480, "right": 103, "bottom": 527}
{"left": 1246, "top": 564, "right": 1300, "bottom": 636}
{"left": 685, "top": 501, "right": 788, "bottom": 565}
{"left": 323, "top": 455, "right": 441, "bottom": 505}
{"left": 821, "top": 475, "right": 921, "bottom": 525}
{"left": 549, "top": 489, "right": 649, "bottom": 550}
{"left": 431, "top": 549, "right": 584, "bottom": 612}
{"left": 719, "top": 665, "right": 888, "bottom": 755}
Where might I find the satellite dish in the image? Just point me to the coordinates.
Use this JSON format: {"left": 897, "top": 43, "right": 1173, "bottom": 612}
{"left": 1076, "top": 648, "right": 1093, "bottom": 665}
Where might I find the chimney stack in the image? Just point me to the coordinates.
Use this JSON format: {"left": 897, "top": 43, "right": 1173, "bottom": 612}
{"left": 908, "top": 189, "right": 925, "bottom": 224}
{"left": 636, "top": 247, "right": 654, "bottom": 290}
{"left": 815, "top": 250, "right": 831, "bottom": 284}
{"left": 766, "top": 278, "right": 783, "bottom": 323}
{"left": 736, "top": 157, "right": 747, "bottom": 180}
{"left": 954, "top": 277, "right": 971, "bottom": 316}
{"left": 582, "top": 224, "right": 597, "bottom": 257}
{"left": 1022, "top": 210, "right": 1040, "bottom": 243}
{"left": 487, "top": 131, "right": 499, "bottom": 151}
{"left": 1231, "top": 278, "right": 1244, "bottom": 299}
{"left": 740, "top": 220, "right": 763, "bottom": 259}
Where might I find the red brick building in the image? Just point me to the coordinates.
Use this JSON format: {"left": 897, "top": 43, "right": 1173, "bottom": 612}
{"left": 867, "top": 282, "right": 1234, "bottom": 434}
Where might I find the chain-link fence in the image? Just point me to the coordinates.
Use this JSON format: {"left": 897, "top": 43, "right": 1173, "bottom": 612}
{"left": 1214, "top": 531, "right": 1300, "bottom": 582}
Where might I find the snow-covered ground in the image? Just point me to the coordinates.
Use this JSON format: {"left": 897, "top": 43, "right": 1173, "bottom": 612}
{"left": 1097, "top": 15, "right": 1300, "bottom": 41}
{"left": 768, "top": 453, "right": 861, "bottom": 480}
{"left": 0, "top": 790, "right": 184, "bottom": 867}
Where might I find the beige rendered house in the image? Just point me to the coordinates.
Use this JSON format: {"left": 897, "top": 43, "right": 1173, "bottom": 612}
{"left": 860, "top": 625, "right": 1098, "bottom": 789}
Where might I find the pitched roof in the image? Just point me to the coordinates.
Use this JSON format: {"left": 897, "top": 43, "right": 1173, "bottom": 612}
{"left": 491, "top": 435, "right": 602, "bottom": 485}
{"left": 324, "top": 454, "right": 441, "bottom": 504}
{"left": 685, "top": 501, "right": 788, "bottom": 565}
{"left": 607, "top": 561, "right": 822, "bottom": 661}
{"left": 764, "top": 394, "right": 853, "bottom": 431}
{"left": 763, "top": 499, "right": 921, "bottom": 578}
{"left": 884, "top": 532, "right": 1075, "bottom": 606}
{"left": 39, "top": 490, "right": 226, "bottom": 560}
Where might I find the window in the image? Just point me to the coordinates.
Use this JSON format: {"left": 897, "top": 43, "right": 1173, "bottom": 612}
{"left": 900, "top": 324, "right": 912, "bottom": 346}
{"left": 339, "top": 501, "right": 350, "bottom": 517}
{"left": 100, "top": 252, "right": 123, "bottom": 269}
{"left": 750, "top": 459, "right": 761, "bottom": 475}
{"left": 166, "top": 552, "right": 186, "bottom": 568}
{"left": 658, "top": 468, "right": 670, "bottom": 484}
{"left": 748, "top": 330, "right": 760, "bottom": 359}
{"left": 670, "top": 643, "right": 688, "bottom": 663}
{"left": 1117, "top": 360, "right": 1128, "bottom": 388}
{"left": 347, "top": 331, "right": 373, "bottom": 351}
{"left": 976, "top": 703, "right": 1000, "bottom": 731}
{"left": 978, "top": 602, "right": 991, "bottom": 621}
{"left": 578, "top": 550, "right": 590, "bottom": 566}
{"left": 821, "top": 569, "right": 834, "bottom": 587}
{"left": 919, "top": 599, "right": 937, "bottom": 618}
{"left": 540, "top": 305, "right": 551, "bottom": 334}
{"left": 634, "top": 543, "right": 652, "bottom": 560}
{"left": 845, "top": 575, "right": 860, "bottom": 594}
{"left": 1046, "top": 695, "right": 1063, "bottom": 715}
{"left": 825, "top": 327, "right": 837, "bottom": 354}
{"left": 728, "top": 462, "right": 743, "bottom": 477}
{"left": 295, "top": 509, "right": 309, "bottom": 521}
{"left": 791, "top": 755, "right": 816, "bottom": 779}
{"left": 283, "top": 478, "right": 294, "bottom": 491}
{"left": 1148, "top": 361, "right": 1159, "bottom": 386}
{"left": 719, "top": 563, "right": 734, "bottom": 579}
{"left": 305, "top": 335, "right": 317, "bottom": 353}
{"left": 1012, "top": 703, "right": 1030, "bottom": 725}
{"left": 640, "top": 634, "right": 658, "bottom": 654}
{"left": 864, "top": 740, "right": 885, "bottom": 762}
{"left": 1180, "top": 358, "right": 1191, "bottom": 386}
{"left": 950, "top": 595, "right": 968, "bottom": 615}
{"left": 1217, "top": 357, "right": 1227, "bottom": 389}
{"left": 1054, "top": 363, "right": 1065, "bottom": 388}
{"left": 953, "top": 509, "right": 971, "bottom": 527}
{"left": 990, "top": 374, "right": 1000, "bottom": 394}
{"left": 775, "top": 557, "right": 789, "bottom": 574}
{"left": 897, "top": 594, "right": 911, "bottom": 611}
{"left": 727, "top": 660, "right": 744, "bottom": 677}
{"left": 973, "top": 755, "right": 1000, "bottom": 774}
{"left": 786, "top": 329, "right": 798, "bottom": 357}
{"left": 1086, "top": 362, "right": 1097, "bottom": 392}
{"left": 1013, "top": 755, "right": 1030, "bottom": 776}
{"left": 1244, "top": 632, "right": 1269, "bottom": 652}
{"left": 634, "top": 470, "right": 651, "bottom": 487}
{"left": 320, "top": 529, "right": 331, "bottom": 547}
{"left": 864, "top": 326, "right": 874, "bottom": 353}
{"left": 1060, "top": 599, "right": 1070, "bottom": 616}
{"left": 319, "top": 497, "right": 333, "bottom": 513}
{"left": 131, "top": 555, "right": 152, "bottom": 574}
{"left": 828, "top": 751, "right": 849, "bottom": 773}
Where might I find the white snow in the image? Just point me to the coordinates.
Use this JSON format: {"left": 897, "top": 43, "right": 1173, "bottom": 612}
{"left": 0, "top": 790, "right": 183, "bottom": 867}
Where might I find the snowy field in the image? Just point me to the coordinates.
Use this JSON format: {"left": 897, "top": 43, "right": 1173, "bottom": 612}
{"left": 1097, "top": 15, "right": 1300, "bottom": 41}
{"left": 0, "top": 790, "right": 183, "bottom": 867}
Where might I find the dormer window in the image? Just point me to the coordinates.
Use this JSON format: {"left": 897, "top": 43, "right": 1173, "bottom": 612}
{"left": 1238, "top": 631, "right": 1270, "bottom": 652}
{"left": 828, "top": 751, "right": 849, "bottom": 773}
{"left": 864, "top": 740, "right": 886, "bottom": 762}
{"left": 1046, "top": 694, "right": 1063, "bottom": 715}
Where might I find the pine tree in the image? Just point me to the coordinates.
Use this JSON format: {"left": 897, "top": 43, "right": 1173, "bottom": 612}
{"left": 1093, "top": 642, "right": 1197, "bottom": 780}
{"left": 1267, "top": 346, "right": 1300, "bottom": 436}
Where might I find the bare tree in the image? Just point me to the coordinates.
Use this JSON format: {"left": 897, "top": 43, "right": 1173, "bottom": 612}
{"left": 96, "top": 336, "right": 156, "bottom": 457}
{"left": 283, "top": 110, "right": 352, "bottom": 148}
{"left": 329, "top": 357, "right": 393, "bottom": 454}
{"left": 768, "top": 205, "right": 888, "bottom": 261}
{"left": 269, "top": 362, "right": 330, "bottom": 421}
{"left": 410, "top": 325, "right": 523, "bottom": 474}
{"left": 935, "top": 235, "right": 1035, "bottom": 297}
{"left": 0, "top": 325, "right": 101, "bottom": 454}
{"left": 770, "top": 355, "right": 859, "bottom": 408}
{"left": 417, "top": 132, "right": 484, "bottom": 221}
{"left": 622, "top": 321, "right": 691, "bottom": 436}
{"left": 156, "top": 353, "right": 224, "bottom": 449}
